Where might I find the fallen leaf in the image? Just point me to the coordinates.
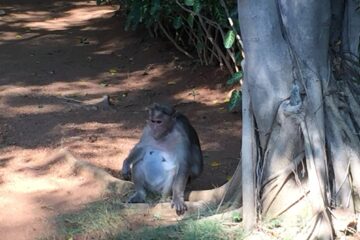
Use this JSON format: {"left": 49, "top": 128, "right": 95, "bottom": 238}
{"left": 153, "top": 213, "right": 161, "bottom": 220}
{"left": 16, "top": 34, "right": 22, "bottom": 39}
{"left": 88, "top": 136, "right": 97, "bottom": 143}
{"left": 109, "top": 68, "right": 117, "bottom": 76}
{"left": 100, "top": 82, "right": 109, "bottom": 87}
{"left": 210, "top": 160, "right": 221, "bottom": 167}
{"left": 79, "top": 37, "right": 89, "bottom": 44}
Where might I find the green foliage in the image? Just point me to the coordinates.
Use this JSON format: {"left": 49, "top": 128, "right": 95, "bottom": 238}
{"left": 96, "top": 0, "right": 114, "bottom": 5}
{"left": 184, "top": 0, "right": 195, "bottom": 6}
{"left": 117, "top": 0, "right": 242, "bottom": 111}
{"left": 55, "top": 198, "right": 126, "bottom": 239}
{"left": 212, "top": 5, "right": 227, "bottom": 26}
{"left": 182, "top": 220, "right": 227, "bottom": 240}
{"left": 193, "top": 0, "right": 201, "bottom": 13}
{"left": 227, "top": 71, "right": 242, "bottom": 85}
{"left": 267, "top": 218, "right": 282, "bottom": 229}
{"left": 119, "top": 0, "right": 241, "bottom": 72}
{"left": 187, "top": 13, "right": 194, "bottom": 28}
{"left": 173, "top": 16, "right": 183, "bottom": 29}
{"left": 117, "top": 219, "right": 239, "bottom": 240}
{"left": 150, "top": 0, "right": 161, "bottom": 15}
{"left": 228, "top": 90, "right": 241, "bottom": 112}
{"left": 235, "top": 51, "right": 243, "bottom": 65}
{"left": 231, "top": 211, "right": 242, "bottom": 223}
{"left": 224, "top": 30, "right": 235, "bottom": 49}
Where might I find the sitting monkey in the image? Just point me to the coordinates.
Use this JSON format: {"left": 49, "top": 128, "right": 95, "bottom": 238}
{"left": 121, "top": 103, "right": 203, "bottom": 215}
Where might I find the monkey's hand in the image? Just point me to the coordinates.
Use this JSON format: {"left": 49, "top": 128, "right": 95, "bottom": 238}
{"left": 171, "top": 197, "right": 187, "bottom": 215}
{"left": 121, "top": 164, "right": 131, "bottom": 181}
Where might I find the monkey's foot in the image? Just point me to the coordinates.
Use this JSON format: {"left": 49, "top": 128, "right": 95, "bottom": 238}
{"left": 171, "top": 198, "right": 188, "bottom": 215}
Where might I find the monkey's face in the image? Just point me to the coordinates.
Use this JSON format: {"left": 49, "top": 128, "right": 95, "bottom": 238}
{"left": 147, "top": 109, "right": 175, "bottom": 140}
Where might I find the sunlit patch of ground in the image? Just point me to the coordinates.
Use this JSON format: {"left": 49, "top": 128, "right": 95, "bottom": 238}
{"left": 0, "top": 148, "right": 131, "bottom": 240}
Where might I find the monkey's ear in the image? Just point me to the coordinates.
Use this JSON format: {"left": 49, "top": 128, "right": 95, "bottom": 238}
{"left": 147, "top": 103, "right": 159, "bottom": 111}
{"left": 170, "top": 110, "right": 178, "bottom": 119}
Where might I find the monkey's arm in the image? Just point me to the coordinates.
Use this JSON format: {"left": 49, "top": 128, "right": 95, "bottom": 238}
{"left": 122, "top": 145, "right": 145, "bottom": 180}
{"left": 171, "top": 152, "right": 190, "bottom": 215}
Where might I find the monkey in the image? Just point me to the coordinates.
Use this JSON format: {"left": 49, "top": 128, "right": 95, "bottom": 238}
{"left": 121, "top": 103, "right": 203, "bottom": 215}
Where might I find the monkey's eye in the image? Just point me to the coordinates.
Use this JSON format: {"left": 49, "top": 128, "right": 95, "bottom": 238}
{"left": 151, "top": 120, "right": 162, "bottom": 124}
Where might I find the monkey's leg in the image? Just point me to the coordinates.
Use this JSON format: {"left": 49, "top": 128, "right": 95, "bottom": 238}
{"left": 128, "top": 163, "right": 147, "bottom": 203}
{"left": 190, "top": 145, "right": 203, "bottom": 178}
{"left": 171, "top": 167, "right": 189, "bottom": 215}
{"left": 128, "top": 189, "right": 146, "bottom": 203}
{"left": 159, "top": 170, "right": 175, "bottom": 203}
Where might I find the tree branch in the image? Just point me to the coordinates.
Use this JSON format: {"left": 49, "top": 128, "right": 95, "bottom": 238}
{"left": 157, "top": 21, "right": 194, "bottom": 59}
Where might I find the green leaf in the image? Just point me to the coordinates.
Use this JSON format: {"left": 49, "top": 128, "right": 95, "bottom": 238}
{"left": 228, "top": 90, "right": 241, "bottom": 111}
{"left": 226, "top": 71, "right": 242, "bottom": 85}
{"left": 235, "top": 51, "right": 242, "bottom": 65}
{"left": 124, "top": 0, "right": 141, "bottom": 31}
{"left": 187, "top": 14, "right": 194, "bottom": 28}
{"left": 232, "top": 211, "right": 242, "bottom": 223}
{"left": 233, "top": 18, "right": 240, "bottom": 32}
{"left": 268, "top": 219, "right": 282, "bottom": 229}
{"left": 150, "top": 0, "right": 160, "bottom": 16}
{"left": 224, "top": 30, "right": 235, "bottom": 49}
{"left": 193, "top": 0, "right": 201, "bottom": 13}
{"left": 173, "top": 16, "right": 183, "bottom": 30}
{"left": 196, "top": 41, "right": 204, "bottom": 51}
{"left": 213, "top": 7, "right": 227, "bottom": 26}
{"left": 184, "top": 0, "right": 194, "bottom": 6}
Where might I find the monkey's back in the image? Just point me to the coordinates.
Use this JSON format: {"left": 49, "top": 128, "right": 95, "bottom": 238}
{"left": 175, "top": 113, "right": 201, "bottom": 147}
{"left": 174, "top": 112, "right": 203, "bottom": 177}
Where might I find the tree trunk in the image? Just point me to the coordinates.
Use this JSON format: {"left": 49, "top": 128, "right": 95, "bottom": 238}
{"left": 236, "top": 0, "right": 360, "bottom": 238}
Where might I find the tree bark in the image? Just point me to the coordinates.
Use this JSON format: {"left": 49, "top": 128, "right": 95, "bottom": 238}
{"left": 241, "top": 71, "right": 256, "bottom": 231}
{"left": 236, "top": 0, "right": 360, "bottom": 238}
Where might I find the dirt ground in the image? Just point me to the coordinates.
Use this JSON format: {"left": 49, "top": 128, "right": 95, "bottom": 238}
{"left": 0, "top": 0, "right": 241, "bottom": 239}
